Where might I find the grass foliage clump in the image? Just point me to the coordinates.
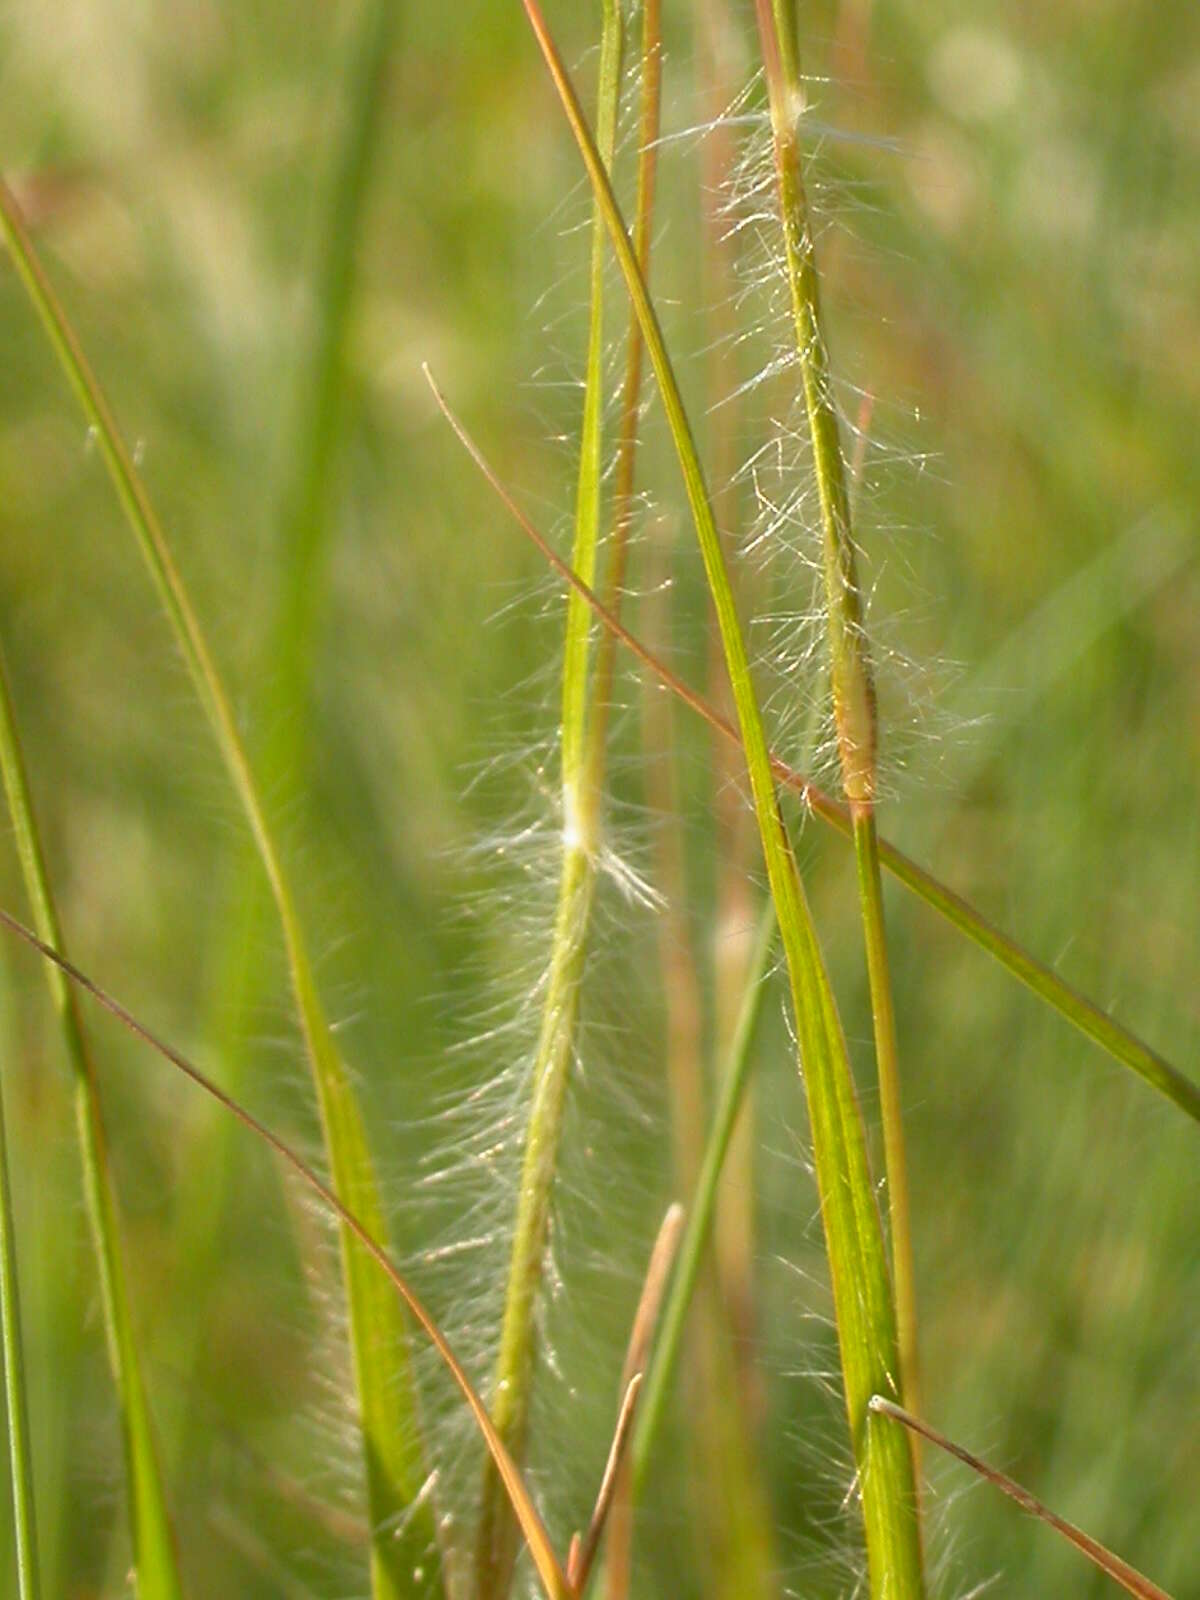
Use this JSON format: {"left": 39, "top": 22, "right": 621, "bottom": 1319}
{"left": 0, "top": 3, "right": 1196, "bottom": 1598}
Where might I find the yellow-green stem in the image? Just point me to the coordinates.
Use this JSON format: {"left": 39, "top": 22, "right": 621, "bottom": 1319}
{"left": 587, "top": 0, "right": 660, "bottom": 768}
{"left": 853, "top": 810, "right": 919, "bottom": 1420}
{"left": 754, "top": 0, "right": 919, "bottom": 1426}
{"left": 476, "top": 8, "right": 623, "bottom": 1594}
{"left": 0, "top": 1061, "right": 39, "bottom": 1600}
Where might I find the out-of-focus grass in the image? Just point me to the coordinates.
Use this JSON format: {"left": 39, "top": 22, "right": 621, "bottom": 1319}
{"left": 0, "top": 2, "right": 1196, "bottom": 1596}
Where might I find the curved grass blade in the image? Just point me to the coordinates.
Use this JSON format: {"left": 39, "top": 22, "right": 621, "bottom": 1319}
{"left": 869, "top": 1398, "right": 1174, "bottom": 1600}
{"left": 517, "top": 8, "right": 925, "bottom": 1591}
{"left": 0, "top": 178, "right": 441, "bottom": 1600}
{"left": 0, "top": 646, "right": 183, "bottom": 1598}
{"left": 0, "top": 907, "right": 573, "bottom": 1600}
{"left": 753, "top": 0, "right": 919, "bottom": 1427}
{"left": 427, "top": 395, "right": 1200, "bottom": 1126}
{"left": 0, "top": 1053, "right": 39, "bottom": 1600}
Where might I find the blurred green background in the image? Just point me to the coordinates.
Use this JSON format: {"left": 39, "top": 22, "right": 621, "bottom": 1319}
{"left": 0, "top": 1, "right": 1197, "bottom": 1596}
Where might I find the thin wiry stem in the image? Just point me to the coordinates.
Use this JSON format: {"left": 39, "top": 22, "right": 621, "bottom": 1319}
{"left": 0, "top": 646, "right": 183, "bottom": 1598}
{"left": 0, "top": 1065, "right": 39, "bottom": 1600}
{"left": 869, "top": 1398, "right": 1174, "bottom": 1600}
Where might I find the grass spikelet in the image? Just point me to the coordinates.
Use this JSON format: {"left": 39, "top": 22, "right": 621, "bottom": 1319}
{"left": 0, "top": 178, "right": 442, "bottom": 1600}
{"left": 0, "top": 645, "right": 182, "bottom": 1598}
{"left": 517, "top": 5, "right": 925, "bottom": 1592}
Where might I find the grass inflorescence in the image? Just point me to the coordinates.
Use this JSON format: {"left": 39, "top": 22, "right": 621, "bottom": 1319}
{"left": 0, "top": 4, "right": 1195, "bottom": 1600}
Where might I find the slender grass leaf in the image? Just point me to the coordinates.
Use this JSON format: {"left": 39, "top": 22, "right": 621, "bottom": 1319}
{"left": 178, "top": 0, "right": 400, "bottom": 1500}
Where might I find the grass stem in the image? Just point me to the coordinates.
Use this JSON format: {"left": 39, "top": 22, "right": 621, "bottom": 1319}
{"left": 476, "top": 8, "right": 625, "bottom": 1594}
{"left": 0, "top": 1058, "right": 39, "bottom": 1600}
{"left": 753, "top": 0, "right": 920, "bottom": 1430}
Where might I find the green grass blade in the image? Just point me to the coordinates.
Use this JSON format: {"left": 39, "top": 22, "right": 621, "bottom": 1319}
{"left": 560, "top": 0, "right": 622, "bottom": 794}
{"left": 0, "top": 179, "right": 442, "bottom": 1600}
{"left": 869, "top": 1398, "right": 1174, "bottom": 1600}
{"left": 519, "top": 7, "right": 925, "bottom": 1591}
{"left": 753, "top": 0, "right": 920, "bottom": 1425}
{"left": 475, "top": 9, "right": 628, "bottom": 1596}
{"left": 0, "top": 1052, "right": 39, "bottom": 1600}
{"left": 0, "top": 648, "right": 183, "bottom": 1598}
{"left": 868, "top": 837, "right": 1200, "bottom": 1121}
{"left": 0, "top": 910, "right": 573, "bottom": 1600}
